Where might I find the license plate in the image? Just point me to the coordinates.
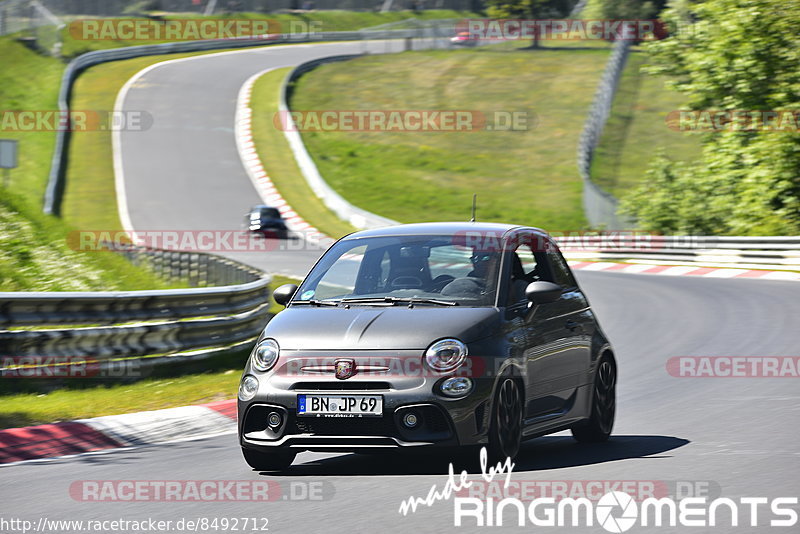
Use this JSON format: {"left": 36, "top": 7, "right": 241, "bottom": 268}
{"left": 297, "top": 394, "right": 382, "bottom": 417}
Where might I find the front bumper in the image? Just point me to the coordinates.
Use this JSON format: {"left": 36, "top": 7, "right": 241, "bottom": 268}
{"left": 238, "top": 366, "right": 494, "bottom": 453}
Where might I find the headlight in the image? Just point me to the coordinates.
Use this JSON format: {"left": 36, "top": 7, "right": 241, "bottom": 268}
{"left": 238, "top": 375, "right": 259, "bottom": 401}
{"left": 251, "top": 339, "right": 279, "bottom": 372}
{"left": 424, "top": 338, "right": 468, "bottom": 372}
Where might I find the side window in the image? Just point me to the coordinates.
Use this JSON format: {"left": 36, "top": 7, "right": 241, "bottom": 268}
{"left": 506, "top": 245, "right": 542, "bottom": 305}
{"left": 516, "top": 247, "right": 538, "bottom": 278}
{"left": 548, "top": 250, "right": 577, "bottom": 288}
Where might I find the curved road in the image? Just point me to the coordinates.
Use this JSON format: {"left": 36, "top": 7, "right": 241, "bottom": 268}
{"left": 116, "top": 40, "right": 404, "bottom": 277}
{"left": 3, "top": 42, "right": 799, "bottom": 532}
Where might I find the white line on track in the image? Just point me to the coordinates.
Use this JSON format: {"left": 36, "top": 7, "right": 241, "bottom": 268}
{"left": 112, "top": 42, "right": 353, "bottom": 241}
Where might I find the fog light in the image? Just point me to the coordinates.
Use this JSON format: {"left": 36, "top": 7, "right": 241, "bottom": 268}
{"left": 402, "top": 412, "right": 419, "bottom": 428}
{"left": 267, "top": 412, "right": 282, "bottom": 428}
{"left": 440, "top": 377, "right": 473, "bottom": 397}
{"left": 238, "top": 375, "right": 259, "bottom": 401}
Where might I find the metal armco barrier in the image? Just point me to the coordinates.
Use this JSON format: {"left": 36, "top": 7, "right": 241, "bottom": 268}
{"left": 557, "top": 235, "right": 800, "bottom": 270}
{"left": 0, "top": 246, "right": 273, "bottom": 358}
{"left": 1, "top": 303, "right": 269, "bottom": 358}
{"left": 576, "top": 39, "right": 633, "bottom": 230}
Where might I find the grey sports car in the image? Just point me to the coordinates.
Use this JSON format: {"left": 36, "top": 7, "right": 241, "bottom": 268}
{"left": 238, "top": 222, "right": 616, "bottom": 470}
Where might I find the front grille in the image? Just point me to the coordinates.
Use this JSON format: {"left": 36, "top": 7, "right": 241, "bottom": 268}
{"left": 291, "top": 382, "right": 391, "bottom": 391}
{"left": 422, "top": 406, "right": 450, "bottom": 433}
{"left": 291, "top": 415, "right": 396, "bottom": 437}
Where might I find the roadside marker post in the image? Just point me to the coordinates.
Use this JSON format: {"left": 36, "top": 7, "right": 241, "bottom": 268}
{"left": 0, "top": 139, "right": 18, "bottom": 187}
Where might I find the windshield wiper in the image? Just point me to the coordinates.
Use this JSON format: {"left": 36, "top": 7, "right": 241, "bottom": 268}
{"left": 341, "top": 296, "right": 458, "bottom": 306}
{"left": 290, "top": 299, "right": 339, "bottom": 307}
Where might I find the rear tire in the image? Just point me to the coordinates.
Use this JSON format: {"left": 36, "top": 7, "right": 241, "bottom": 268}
{"left": 487, "top": 378, "right": 523, "bottom": 463}
{"left": 241, "top": 448, "right": 296, "bottom": 471}
{"left": 572, "top": 356, "right": 616, "bottom": 443}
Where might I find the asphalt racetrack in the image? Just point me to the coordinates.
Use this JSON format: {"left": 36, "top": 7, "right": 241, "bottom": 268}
{"left": 2, "top": 42, "right": 797, "bottom": 533}
{"left": 3, "top": 271, "right": 798, "bottom": 532}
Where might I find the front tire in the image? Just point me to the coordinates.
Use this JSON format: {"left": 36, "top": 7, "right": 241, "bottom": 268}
{"left": 241, "top": 447, "right": 296, "bottom": 471}
{"left": 487, "top": 378, "right": 523, "bottom": 463}
{"left": 572, "top": 356, "right": 616, "bottom": 443}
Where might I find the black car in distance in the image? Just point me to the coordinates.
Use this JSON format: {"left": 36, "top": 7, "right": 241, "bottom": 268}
{"left": 238, "top": 222, "right": 616, "bottom": 471}
{"left": 246, "top": 204, "right": 288, "bottom": 239}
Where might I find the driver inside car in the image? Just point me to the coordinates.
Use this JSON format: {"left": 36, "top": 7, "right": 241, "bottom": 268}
{"left": 441, "top": 249, "right": 500, "bottom": 300}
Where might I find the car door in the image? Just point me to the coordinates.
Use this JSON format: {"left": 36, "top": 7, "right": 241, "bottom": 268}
{"left": 540, "top": 245, "right": 594, "bottom": 401}
{"left": 506, "top": 236, "right": 589, "bottom": 419}
{"left": 499, "top": 237, "right": 567, "bottom": 420}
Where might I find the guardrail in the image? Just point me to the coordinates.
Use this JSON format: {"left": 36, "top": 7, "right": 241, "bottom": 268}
{"left": 0, "top": 245, "right": 273, "bottom": 359}
{"left": 557, "top": 235, "right": 800, "bottom": 270}
{"left": 42, "top": 27, "right": 442, "bottom": 216}
{"left": 576, "top": 38, "right": 633, "bottom": 230}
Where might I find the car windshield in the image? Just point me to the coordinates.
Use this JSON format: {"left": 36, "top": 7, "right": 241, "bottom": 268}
{"left": 252, "top": 207, "right": 281, "bottom": 219}
{"left": 293, "top": 235, "right": 502, "bottom": 307}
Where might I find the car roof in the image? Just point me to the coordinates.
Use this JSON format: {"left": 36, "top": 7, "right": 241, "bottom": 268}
{"left": 342, "top": 222, "right": 549, "bottom": 240}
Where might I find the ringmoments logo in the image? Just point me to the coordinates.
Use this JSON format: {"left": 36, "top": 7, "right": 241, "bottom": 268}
{"left": 398, "top": 449, "right": 799, "bottom": 530}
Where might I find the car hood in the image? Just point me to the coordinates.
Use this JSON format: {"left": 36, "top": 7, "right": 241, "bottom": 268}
{"left": 263, "top": 306, "right": 500, "bottom": 350}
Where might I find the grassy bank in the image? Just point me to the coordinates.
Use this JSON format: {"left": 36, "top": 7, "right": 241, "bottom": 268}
{"left": 590, "top": 51, "right": 703, "bottom": 197}
{"left": 0, "top": 186, "right": 176, "bottom": 291}
{"left": 289, "top": 45, "right": 611, "bottom": 230}
{"left": 250, "top": 68, "right": 358, "bottom": 239}
{"left": 0, "top": 371, "right": 240, "bottom": 429}
{"left": 0, "top": 38, "right": 64, "bottom": 202}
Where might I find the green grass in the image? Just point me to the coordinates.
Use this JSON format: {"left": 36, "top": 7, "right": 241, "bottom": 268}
{"left": 289, "top": 45, "right": 611, "bottom": 230}
{"left": 250, "top": 68, "right": 358, "bottom": 239}
{"left": 590, "top": 51, "right": 703, "bottom": 197}
{"left": 0, "top": 186, "right": 178, "bottom": 291}
{"left": 0, "top": 38, "right": 64, "bottom": 202}
{"left": 0, "top": 368, "right": 241, "bottom": 429}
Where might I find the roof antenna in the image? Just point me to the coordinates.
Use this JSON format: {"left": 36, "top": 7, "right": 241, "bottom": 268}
{"left": 470, "top": 194, "right": 477, "bottom": 222}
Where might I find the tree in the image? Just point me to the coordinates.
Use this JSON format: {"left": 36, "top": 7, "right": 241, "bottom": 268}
{"left": 485, "top": 0, "right": 576, "bottom": 48}
{"left": 620, "top": 0, "right": 800, "bottom": 235}
{"left": 582, "top": 0, "right": 666, "bottom": 19}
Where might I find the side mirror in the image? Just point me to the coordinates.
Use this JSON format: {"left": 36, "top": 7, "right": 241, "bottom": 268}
{"left": 525, "top": 281, "right": 562, "bottom": 305}
{"left": 273, "top": 284, "right": 298, "bottom": 306}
